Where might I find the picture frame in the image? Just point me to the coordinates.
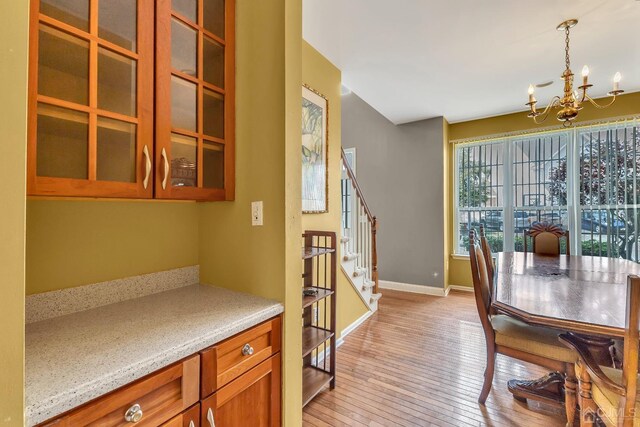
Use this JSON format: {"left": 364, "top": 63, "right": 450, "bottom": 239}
{"left": 301, "top": 84, "right": 329, "bottom": 214}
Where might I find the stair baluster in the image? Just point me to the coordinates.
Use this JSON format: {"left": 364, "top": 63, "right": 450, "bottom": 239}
{"left": 341, "top": 148, "right": 379, "bottom": 297}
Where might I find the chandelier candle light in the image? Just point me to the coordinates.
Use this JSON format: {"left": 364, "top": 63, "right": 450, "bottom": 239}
{"left": 526, "top": 19, "right": 624, "bottom": 126}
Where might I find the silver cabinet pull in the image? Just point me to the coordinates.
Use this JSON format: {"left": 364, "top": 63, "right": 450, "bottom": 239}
{"left": 242, "top": 343, "right": 254, "bottom": 356}
{"left": 142, "top": 145, "right": 151, "bottom": 189}
{"left": 207, "top": 407, "right": 215, "bottom": 427}
{"left": 161, "top": 147, "right": 169, "bottom": 190}
{"left": 188, "top": 421, "right": 195, "bottom": 427}
{"left": 124, "top": 403, "right": 143, "bottom": 423}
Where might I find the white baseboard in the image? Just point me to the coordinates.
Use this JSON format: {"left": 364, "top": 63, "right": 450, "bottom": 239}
{"left": 336, "top": 309, "right": 374, "bottom": 347}
{"left": 446, "top": 285, "right": 474, "bottom": 294}
{"left": 378, "top": 280, "right": 447, "bottom": 296}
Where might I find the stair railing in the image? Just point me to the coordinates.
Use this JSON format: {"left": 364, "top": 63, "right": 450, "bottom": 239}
{"left": 341, "top": 148, "right": 378, "bottom": 294}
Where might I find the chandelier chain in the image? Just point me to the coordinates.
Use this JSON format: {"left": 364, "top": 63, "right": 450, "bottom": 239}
{"left": 564, "top": 26, "right": 571, "bottom": 71}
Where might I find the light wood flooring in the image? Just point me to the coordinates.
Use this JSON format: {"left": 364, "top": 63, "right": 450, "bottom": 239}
{"left": 303, "top": 289, "right": 567, "bottom": 427}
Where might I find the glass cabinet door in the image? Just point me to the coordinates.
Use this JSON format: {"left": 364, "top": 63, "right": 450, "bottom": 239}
{"left": 28, "top": 0, "right": 154, "bottom": 198}
{"left": 155, "top": 0, "right": 234, "bottom": 201}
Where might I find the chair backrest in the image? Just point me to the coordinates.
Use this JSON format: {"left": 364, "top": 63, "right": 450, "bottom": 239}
{"left": 621, "top": 275, "right": 640, "bottom": 418}
{"left": 469, "top": 230, "right": 493, "bottom": 335}
{"left": 524, "top": 222, "right": 570, "bottom": 256}
{"left": 479, "top": 225, "right": 494, "bottom": 284}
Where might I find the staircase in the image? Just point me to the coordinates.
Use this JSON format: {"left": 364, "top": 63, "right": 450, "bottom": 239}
{"left": 341, "top": 149, "right": 381, "bottom": 311}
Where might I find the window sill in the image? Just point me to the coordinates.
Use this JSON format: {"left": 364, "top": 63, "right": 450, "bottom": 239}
{"left": 450, "top": 254, "right": 470, "bottom": 261}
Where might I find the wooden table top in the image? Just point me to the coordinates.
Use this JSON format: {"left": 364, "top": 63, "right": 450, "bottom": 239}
{"left": 493, "top": 252, "right": 640, "bottom": 338}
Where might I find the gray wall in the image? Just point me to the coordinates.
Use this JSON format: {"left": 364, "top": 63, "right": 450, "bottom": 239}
{"left": 342, "top": 92, "right": 445, "bottom": 287}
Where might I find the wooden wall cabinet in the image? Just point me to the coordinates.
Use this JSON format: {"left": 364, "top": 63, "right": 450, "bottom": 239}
{"left": 27, "top": 0, "right": 235, "bottom": 201}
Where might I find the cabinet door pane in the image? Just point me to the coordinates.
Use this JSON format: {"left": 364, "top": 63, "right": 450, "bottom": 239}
{"left": 172, "top": 0, "right": 197, "bottom": 23}
{"left": 97, "top": 117, "right": 136, "bottom": 182}
{"left": 171, "top": 76, "right": 197, "bottom": 131}
{"left": 171, "top": 18, "right": 197, "bottom": 76}
{"left": 203, "top": 141, "right": 224, "bottom": 188}
{"left": 38, "top": 25, "right": 89, "bottom": 105}
{"left": 99, "top": 0, "right": 137, "bottom": 51}
{"left": 203, "top": 88, "right": 224, "bottom": 139}
{"left": 203, "top": 36, "right": 224, "bottom": 88}
{"left": 40, "top": 0, "right": 89, "bottom": 31}
{"left": 171, "top": 133, "right": 197, "bottom": 187}
{"left": 37, "top": 103, "right": 88, "bottom": 179}
{"left": 203, "top": 0, "right": 224, "bottom": 38}
{"left": 98, "top": 48, "right": 137, "bottom": 116}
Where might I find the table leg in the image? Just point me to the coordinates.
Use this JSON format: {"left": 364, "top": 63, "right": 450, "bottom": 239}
{"left": 506, "top": 333, "right": 614, "bottom": 406}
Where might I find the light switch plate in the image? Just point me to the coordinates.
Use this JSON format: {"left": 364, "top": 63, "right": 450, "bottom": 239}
{"left": 251, "top": 201, "right": 263, "bottom": 226}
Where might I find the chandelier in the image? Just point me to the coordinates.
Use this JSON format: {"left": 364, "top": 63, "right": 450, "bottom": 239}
{"left": 526, "top": 19, "right": 624, "bottom": 126}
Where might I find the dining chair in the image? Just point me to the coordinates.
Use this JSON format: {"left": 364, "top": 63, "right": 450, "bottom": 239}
{"left": 524, "top": 222, "right": 570, "bottom": 256}
{"left": 479, "top": 225, "right": 495, "bottom": 285}
{"left": 469, "top": 230, "right": 578, "bottom": 424}
{"left": 560, "top": 275, "right": 640, "bottom": 427}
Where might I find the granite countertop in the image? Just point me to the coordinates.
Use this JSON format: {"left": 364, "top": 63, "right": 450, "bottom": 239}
{"left": 25, "top": 284, "right": 283, "bottom": 426}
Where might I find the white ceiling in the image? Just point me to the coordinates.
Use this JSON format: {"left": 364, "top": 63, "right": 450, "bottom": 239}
{"left": 303, "top": 0, "right": 640, "bottom": 124}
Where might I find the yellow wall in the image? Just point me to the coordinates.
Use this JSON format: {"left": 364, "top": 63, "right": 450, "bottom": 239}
{"left": 0, "top": 1, "right": 28, "bottom": 423}
{"left": 301, "top": 41, "right": 369, "bottom": 336}
{"left": 447, "top": 92, "right": 640, "bottom": 288}
{"left": 26, "top": 200, "right": 199, "bottom": 294}
{"left": 24, "top": 0, "right": 303, "bottom": 423}
{"left": 198, "top": 0, "right": 303, "bottom": 425}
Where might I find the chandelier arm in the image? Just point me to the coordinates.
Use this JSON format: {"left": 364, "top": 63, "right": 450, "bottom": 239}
{"left": 584, "top": 93, "right": 617, "bottom": 109}
{"left": 531, "top": 96, "right": 561, "bottom": 124}
{"left": 533, "top": 114, "right": 549, "bottom": 125}
{"left": 579, "top": 86, "right": 588, "bottom": 104}
{"left": 540, "top": 96, "right": 562, "bottom": 116}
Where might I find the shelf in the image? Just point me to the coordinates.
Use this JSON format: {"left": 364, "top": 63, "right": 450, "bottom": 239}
{"left": 302, "top": 326, "right": 334, "bottom": 358}
{"left": 302, "top": 366, "right": 333, "bottom": 408}
{"left": 302, "top": 246, "right": 335, "bottom": 259}
{"left": 302, "top": 287, "right": 334, "bottom": 309}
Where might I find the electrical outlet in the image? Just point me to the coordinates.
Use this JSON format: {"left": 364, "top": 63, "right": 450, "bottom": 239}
{"left": 251, "top": 201, "right": 263, "bottom": 226}
{"left": 312, "top": 307, "right": 318, "bottom": 323}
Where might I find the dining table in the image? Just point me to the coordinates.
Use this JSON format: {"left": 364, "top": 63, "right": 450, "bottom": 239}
{"left": 491, "top": 251, "right": 640, "bottom": 406}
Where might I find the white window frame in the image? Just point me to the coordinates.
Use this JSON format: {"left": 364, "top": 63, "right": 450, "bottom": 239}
{"left": 453, "top": 120, "right": 640, "bottom": 257}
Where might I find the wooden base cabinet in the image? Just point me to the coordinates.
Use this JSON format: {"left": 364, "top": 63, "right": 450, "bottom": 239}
{"left": 40, "top": 355, "right": 200, "bottom": 426}
{"left": 161, "top": 404, "right": 200, "bottom": 427}
{"left": 201, "top": 354, "right": 281, "bottom": 427}
{"left": 38, "top": 317, "right": 282, "bottom": 427}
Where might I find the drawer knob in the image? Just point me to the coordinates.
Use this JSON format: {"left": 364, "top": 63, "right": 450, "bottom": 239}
{"left": 241, "top": 343, "right": 254, "bottom": 356}
{"left": 124, "top": 403, "right": 143, "bottom": 423}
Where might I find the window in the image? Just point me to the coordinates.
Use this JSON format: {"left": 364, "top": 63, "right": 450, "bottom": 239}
{"left": 456, "top": 141, "right": 504, "bottom": 253}
{"left": 454, "top": 120, "right": 640, "bottom": 262}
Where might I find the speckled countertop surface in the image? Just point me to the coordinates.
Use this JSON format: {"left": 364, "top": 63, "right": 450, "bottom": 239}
{"left": 25, "top": 284, "right": 283, "bottom": 426}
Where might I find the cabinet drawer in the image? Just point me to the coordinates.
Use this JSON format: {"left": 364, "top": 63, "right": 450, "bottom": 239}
{"left": 201, "top": 354, "right": 281, "bottom": 427}
{"left": 160, "top": 403, "right": 200, "bottom": 427}
{"left": 41, "top": 355, "right": 200, "bottom": 427}
{"left": 200, "top": 317, "right": 281, "bottom": 397}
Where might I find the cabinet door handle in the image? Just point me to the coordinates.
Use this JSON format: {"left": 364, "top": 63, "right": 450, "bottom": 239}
{"left": 161, "top": 148, "right": 169, "bottom": 190}
{"left": 207, "top": 408, "right": 215, "bottom": 427}
{"left": 242, "top": 343, "right": 254, "bottom": 356}
{"left": 188, "top": 421, "right": 195, "bottom": 427}
{"left": 142, "top": 145, "right": 151, "bottom": 189}
{"left": 124, "top": 403, "right": 143, "bottom": 423}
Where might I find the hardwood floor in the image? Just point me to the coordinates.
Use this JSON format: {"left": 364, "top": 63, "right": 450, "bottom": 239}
{"left": 303, "top": 289, "right": 567, "bottom": 427}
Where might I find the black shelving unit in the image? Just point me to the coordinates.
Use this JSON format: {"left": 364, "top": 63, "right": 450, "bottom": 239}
{"left": 301, "top": 231, "right": 337, "bottom": 407}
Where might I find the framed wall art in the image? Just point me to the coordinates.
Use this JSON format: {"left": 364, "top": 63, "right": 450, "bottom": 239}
{"left": 301, "top": 85, "right": 328, "bottom": 213}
